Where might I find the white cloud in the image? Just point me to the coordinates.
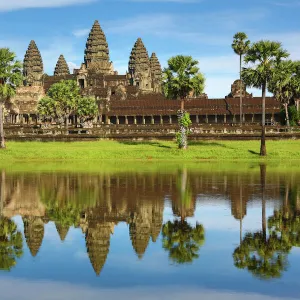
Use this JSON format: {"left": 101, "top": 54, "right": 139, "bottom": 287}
{"left": 73, "top": 29, "right": 91, "bottom": 38}
{"left": 68, "top": 61, "right": 81, "bottom": 73}
{"left": 0, "top": 0, "right": 96, "bottom": 11}
{"left": 0, "top": 278, "right": 298, "bottom": 300}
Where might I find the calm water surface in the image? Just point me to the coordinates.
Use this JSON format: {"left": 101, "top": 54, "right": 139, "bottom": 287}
{"left": 0, "top": 163, "right": 300, "bottom": 300}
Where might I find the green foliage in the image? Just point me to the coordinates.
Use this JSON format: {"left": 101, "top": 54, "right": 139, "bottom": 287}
{"left": 38, "top": 80, "right": 98, "bottom": 126}
{"left": 176, "top": 112, "right": 192, "bottom": 148}
{"left": 76, "top": 97, "right": 98, "bottom": 125}
{"left": 233, "top": 231, "right": 290, "bottom": 279}
{"left": 0, "top": 48, "right": 23, "bottom": 101}
{"left": 162, "top": 220, "right": 205, "bottom": 264}
{"left": 163, "top": 55, "right": 205, "bottom": 100}
{"left": 268, "top": 60, "right": 300, "bottom": 125}
{"left": 242, "top": 41, "right": 289, "bottom": 90}
{"left": 0, "top": 217, "right": 23, "bottom": 271}
{"left": 279, "top": 106, "right": 300, "bottom": 126}
{"left": 37, "top": 96, "right": 56, "bottom": 122}
{"left": 232, "top": 32, "right": 250, "bottom": 57}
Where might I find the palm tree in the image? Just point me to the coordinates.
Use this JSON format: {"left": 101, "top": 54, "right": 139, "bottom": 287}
{"left": 231, "top": 32, "right": 250, "bottom": 125}
{"left": 163, "top": 55, "right": 205, "bottom": 149}
{"left": 0, "top": 48, "right": 23, "bottom": 149}
{"left": 242, "top": 41, "right": 289, "bottom": 156}
{"left": 268, "top": 60, "right": 300, "bottom": 127}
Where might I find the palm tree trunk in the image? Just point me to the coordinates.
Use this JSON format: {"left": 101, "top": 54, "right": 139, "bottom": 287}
{"left": 0, "top": 102, "right": 6, "bottom": 149}
{"left": 239, "top": 55, "right": 243, "bottom": 126}
{"left": 260, "top": 164, "right": 267, "bottom": 240}
{"left": 0, "top": 170, "right": 5, "bottom": 217}
{"left": 178, "top": 99, "right": 187, "bottom": 150}
{"left": 260, "top": 83, "right": 267, "bottom": 156}
{"left": 284, "top": 103, "right": 290, "bottom": 127}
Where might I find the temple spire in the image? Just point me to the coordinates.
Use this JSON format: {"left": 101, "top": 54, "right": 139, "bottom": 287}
{"left": 23, "top": 40, "right": 44, "bottom": 86}
{"left": 23, "top": 216, "right": 45, "bottom": 257}
{"left": 128, "top": 38, "right": 151, "bottom": 91}
{"left": 150, "top": 52, "right": 162, "bottom": 93}
{"left": 54, "top": 55, "right": 70, "bottom": 76}
{"left": 84, "top": 20, "right": 113, "bottom": 74}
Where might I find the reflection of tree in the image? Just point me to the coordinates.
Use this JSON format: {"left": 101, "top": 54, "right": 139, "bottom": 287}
{"left": 162, "top": 220, "right": 204, "bottom": 264}
{"left": 163, "top": 168, "right": 205, "bottom": 264}
{"left": 268, "top": 181, "right": 300, "bottom": 248}
{"left": 233, "top": 164, "right": 291, "bottom": 279}
{"left": 0, "top": 217, "right": 23, "bottom": 271}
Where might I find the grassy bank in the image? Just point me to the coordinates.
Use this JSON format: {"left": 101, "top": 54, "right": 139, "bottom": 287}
{"left": 0, "top": 140, "right": 300, "bottom": 162}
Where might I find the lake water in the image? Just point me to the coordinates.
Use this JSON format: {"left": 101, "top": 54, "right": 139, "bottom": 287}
{"left": 0, "top": 162, "right": 299, "bottom": 300}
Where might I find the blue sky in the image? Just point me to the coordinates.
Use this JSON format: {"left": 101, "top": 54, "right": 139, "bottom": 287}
{"left": 0, "top": 0, "right": 299, "bottom": 97}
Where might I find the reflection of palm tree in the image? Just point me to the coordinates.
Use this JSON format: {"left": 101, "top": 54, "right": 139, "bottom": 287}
{"left": 0, "top": 217, "right": 23, "bottom": 271}
{"left": 268, "top": 182, "right": 300, "bottom": 248}
{"left": 162, "top": 220, "right": 204, "bottom": 264}
{"left": 163, "top": 168, "right": 205, "bottom": 264}
{"left": 233, "top": 164, "right": 291, "bottom": 279}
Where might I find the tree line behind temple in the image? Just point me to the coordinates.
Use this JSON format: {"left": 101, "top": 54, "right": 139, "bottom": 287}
{"left": 0, "top": 33, "right": 300, "bottom": 154}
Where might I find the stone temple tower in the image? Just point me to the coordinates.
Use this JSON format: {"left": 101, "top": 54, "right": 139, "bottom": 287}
{"left": 128, "top": 38, "right": 152, "bottom": 92}
{"left": 150, "top": 53, "right": 162, "bottom": 93}
{"left": 84, "top": 20, "right": 114, "bottom": 74}
{"left": 54, "top": 55, "right": 70, "bottom": 76}
{"left": 23, "top": 40, "right": 44, "bottom": 86}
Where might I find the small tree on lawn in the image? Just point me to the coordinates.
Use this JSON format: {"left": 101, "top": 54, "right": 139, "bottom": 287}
{"left": 0, "top": 48, "right": 22, "bottom": 149}
{"left": 163, "top": 55, "right": 205, "bottom": 149}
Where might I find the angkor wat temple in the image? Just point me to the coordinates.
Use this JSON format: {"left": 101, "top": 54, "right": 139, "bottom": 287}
{"left": 3, "top": 20, "right": 285, "bottom": 128}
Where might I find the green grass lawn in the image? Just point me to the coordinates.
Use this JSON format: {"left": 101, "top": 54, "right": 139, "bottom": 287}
{"left": 0, "top": 140, "right": 299, "bottom": 162}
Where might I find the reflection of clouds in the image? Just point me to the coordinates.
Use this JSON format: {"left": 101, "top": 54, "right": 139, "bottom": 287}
{"left": 0, "top": 278, "right": 297, "bottom": 300}
{"left": 74, "top": 251, "right": 88, "bottom": 260}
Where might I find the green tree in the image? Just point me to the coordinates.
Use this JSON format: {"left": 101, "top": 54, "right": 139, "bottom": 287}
{"left": 162, "top": 220, "right": 205, "bottom": 264}
{"left": 0, "top": 48, "right": 23, "bottom": 149}
{"left": 0, "top": 217, "right": 23, "bottom": 271}
{"left": 37, "top": 96, "right": 56, "bottom": 124}
{"left": 76, "top": 97, "right": 98, "bottom": 127}
{"left": 38, "top": 80, "right": 80, "bottom": 130}
{"left": 163, "top": 55, "right": 205, "bottom": 149}
{"left": 268, "top": 60, "right": 300, "bottom": 127}
{"left": 242, "top": 41, "right": 289, "bottom": 156}
{"left": 231, "top": 32, "right": 251, "bottom": 125}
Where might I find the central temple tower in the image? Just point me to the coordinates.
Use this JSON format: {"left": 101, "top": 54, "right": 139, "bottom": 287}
{"left": 84, "top": 20, "right": 114, "bottom": 74}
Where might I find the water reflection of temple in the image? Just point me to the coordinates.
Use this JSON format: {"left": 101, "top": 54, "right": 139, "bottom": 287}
{"left": 0, "top": 170, "right": 297, "bottom": 275}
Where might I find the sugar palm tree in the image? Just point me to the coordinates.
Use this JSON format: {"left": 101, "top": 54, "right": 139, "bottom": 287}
{"left": 242, "top": 41, "right": 289, "bottom": 156}
{"left": 268, "top": 60, "right": 300, "bottom": 127}
{"left": 231, "top": 32, "right": 250, "bottom": 125}
{"left": 163, "top": 55, "right": 205, "bottom": 149}
{"left": 0, "top": 48, "right": 23, "bottom": 149}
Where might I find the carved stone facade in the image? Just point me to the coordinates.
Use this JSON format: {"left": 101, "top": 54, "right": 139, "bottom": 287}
{"left": 227, "top": 79, "right": 252, "bottom": 99}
